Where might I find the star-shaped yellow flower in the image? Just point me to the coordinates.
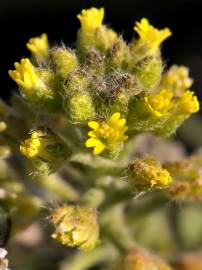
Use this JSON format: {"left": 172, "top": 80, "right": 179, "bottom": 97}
{"left": 77, "top": 7, "right": 104, "bottom": 33}
{"left": 26, "top": 33, "right": 49, "bottom": 61}
{"left": 85, "top": 112, "right": 128, "bottom": 155}
{"left": 134, "top": 18, "right": 171, "bottom": 54}
{"left": 8, "top": 58, "right": 38, "bottom": 90}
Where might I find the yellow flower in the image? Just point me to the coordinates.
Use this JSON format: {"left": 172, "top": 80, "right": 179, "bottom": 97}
{"left": 177, "top": 90, "right": 199, "bottom": 114}
{"left": 26, "top": 33, "right": 49, "bottom": 61}
{"left": 20, "top": 131, "right": 44, "bottom": 159}
{"left": 85, "top": 112, "right": 128, "bottom": 155}
{"left": 134, "top": 18, "right": 171, "bottom": 54}
{"left": 161, "top": 65, "right": 193, "bottom": 94}
{"left": 77, "top": 7, "right": 104, "bottom": 33}
{"left": 8, "top": 58, "right": 38, "bottom": 90}
{"left": 144, "top": 89, "right": 173, "bottom": 117}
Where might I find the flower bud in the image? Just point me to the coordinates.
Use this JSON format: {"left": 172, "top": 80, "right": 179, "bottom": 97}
{"left": 20, "top": 128, "right": 71, "bottom": 174}
{"left": 52, "top": 47, "right": 78, "bottom": 79}
{"left": 128, "top": 157, "right": 172, "bottom": 191}
{"left": 133, "top": 18, "right": 171, "bottom": 57}
{"left": 77, "top": 8, "right": 118, "bottom": 58}
{"left": 118, "top": 248, "right": 173, "bottom": 270}
{"left": 51, "top": 205, "right": 99, "bottom": 251}
{"left": 65, "top": 92, "right": 95, "bottom": 124}
{"left": 8, "top": 59, "right": 61, "bottom": 113}
{"left": 26, "top": 33, "right": 49, "bottom": 63}
{"left": 161, "top": 65, "right": 193, "bottom": 96}
{"left": 106, "top": 37, "right": 128, "bottom": 70}
{"left": 133, "top": 55, "right": 163, "bottom": 92}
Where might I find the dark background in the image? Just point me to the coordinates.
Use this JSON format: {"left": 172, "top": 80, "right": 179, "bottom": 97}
{"left": 1, "top": 0, "right": 202, "bottom": 99}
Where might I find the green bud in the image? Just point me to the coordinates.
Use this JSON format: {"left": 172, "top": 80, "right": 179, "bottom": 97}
{"left": 20, "top": 128, "right": 71, "bottom": 174}
{"left": 133, "top": 55, "right": 163, "bottom": 92}
{"left": 52, "top": 47, "right": 78, "bottom": 79}
{"left": 63, "top": 69, "right": 89, "bottom": 96}
{"left": 85, "top": 49, "right": 105, "bottom": 75}
{"left": 65, "top": 92, "right": 95, "bottom": 124}
{"left": 128, "top": 157, "right": 172, "bottom": 192}
{"left": 51, "top": 205, "right": 100, "bottom": 251}
{"left": 106, "top": 37, "right": 128, "bottom": 70}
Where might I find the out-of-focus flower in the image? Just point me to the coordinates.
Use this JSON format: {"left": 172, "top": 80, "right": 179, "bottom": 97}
{"left": 26, "top": 33, "right": 49, "bottom": 62}
{"left": 51, "top": 205, "right": 99, "bottom": 251}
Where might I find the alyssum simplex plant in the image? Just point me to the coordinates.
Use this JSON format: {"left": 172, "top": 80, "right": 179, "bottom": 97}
{"left": 0, "top": 6, "right": 202, "bottom": 270}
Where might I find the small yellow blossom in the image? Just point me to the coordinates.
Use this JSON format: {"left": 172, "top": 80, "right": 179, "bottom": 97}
{"left": 134, "top": 18, "right": 171, "bottom": 54}
{"left": 85, "top": 112, "right": 128, "bottom": 155}
{"left": 26, "top": 33, "right": 49, "bottom": 61}
{"left": 8, "top": 58, "right": 37, "bottom": 90}
{"left": 20, "top": 131, "right": 44, "bottom": 159}
{"left": 161, "top": 65, "right": 193, "bottom": 94}
{"left": 144, "top": 89, "right": 173, "bottom": 117}
{"left": 77, "top": 7, "right": 104, "bottom": 32}
{"left": 177, "top": 90, "right": 200, "bottom": 114}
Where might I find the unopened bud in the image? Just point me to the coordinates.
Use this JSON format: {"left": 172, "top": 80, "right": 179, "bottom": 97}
{"left": 51, "top": 205, "right": 99, "bottom": 251}
{"left": 20, "top": 128, "right": 71, "bottom": 174}
{"left": 128, "top": 157, "right": 172, "bottom": 191}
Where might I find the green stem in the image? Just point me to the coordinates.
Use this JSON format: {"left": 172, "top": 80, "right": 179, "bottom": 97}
{"left": 60, "top": 244, "right": 118, "bottom": 270}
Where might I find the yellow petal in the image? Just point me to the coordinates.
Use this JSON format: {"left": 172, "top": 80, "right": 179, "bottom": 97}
{"left": 109, "top": 112, "right": 120, "bottom": 124}
{"left": 88, "top": 131, "right": 96, "bottom": 138}
{"left": 117, "top": 118, "right": 126, "bottom": 127}
{"left": 85, "top": 138, "right": 99, "bottom": 148}
{"left": 93, "top": 142, "right": 106, "bottom": 155}
{"left": 88, "top": 121, "right": 99, "bottom": 130}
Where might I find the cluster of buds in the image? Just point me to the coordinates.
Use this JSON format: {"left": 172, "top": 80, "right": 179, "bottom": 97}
{"left": 7, "top": 7, "right": 199, "bottom": 162}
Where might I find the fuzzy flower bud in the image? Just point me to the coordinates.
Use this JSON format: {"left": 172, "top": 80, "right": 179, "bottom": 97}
{"left": 20, "top": 128, "right": 71, "bottom": 174}
{"left": 133, "top": 55, "right": 163, "bottom": 91}
{"left": 128, "top": 157, "right": 172, "bottom": 191}
{"left": 85, "top": 112, "right": 128, "bottom": 158}
{"left": 9, "top": 59, "right": 61, "bottom": 113}
{"left": 77, "top": 7, "right": 104, "bottom": 33}
{"left": 77, "top": 8, "right": 118, "bottom": 57}
{"left": 52, "top": 47, "right": 78, "bottom": 79}
{"left": 118, "top": 248, "right": 173, "bottom": 270}
{"left": 51, "top": 205, "right": 99, "bottom": 251}
{"left": 26, "top": 33, "right": 49, "bottom": 62}
{"left": 134, "top": 18, "right": 171, "bottom": 55}
{"left": 9, "top": 58, "right": 38, "bottom": 90}
{"left": 161, "top": 65, "right": 193, "bottom": 95}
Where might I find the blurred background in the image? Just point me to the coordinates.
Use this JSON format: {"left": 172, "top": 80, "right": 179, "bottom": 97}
{"left": 1, "top": 0, "right": 202, "bottom": 148}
